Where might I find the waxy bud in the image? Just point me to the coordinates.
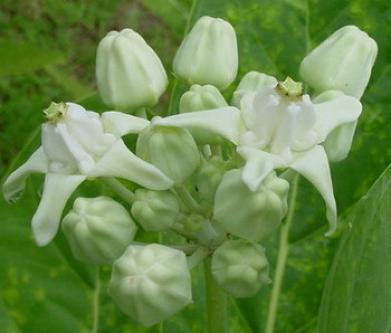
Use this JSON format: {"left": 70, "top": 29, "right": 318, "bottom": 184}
{"left": 136, "top": 124, "right": 200, "bottom": 184}
{"left": 62, "top": 197, "right": 137, "bottom": 264}
{"left": 179, "top": 84, "right": 227, "bottom": 113}
{"left": 131, "top": 189, "right": 179, "bottom": 231}
{"left": 214, "top": 169, "right": 289, "bottom": 241}
{"left": 212, "top": 239, "right": 270, "bottom": 298}
{"left": 232, "top": 71, "right": 277, "bottom": 107}
{"left": 173, "top": 16, "right": 238, "bottom": 90}
{"left": 96, "top": 29, "right": 168, "bottom": 112}
{"left": 196, "top": 156, "right": 228, "bottom": 203}
{"left": 108, "top": 244, "right": 192, "bottom": 326}
{"left": 300, "top": 25, "right": 377, "bottom": 98}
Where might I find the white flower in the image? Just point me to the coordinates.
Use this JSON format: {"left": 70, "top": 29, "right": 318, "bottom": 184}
{"left": 154, "top": 77, "right": 362, "bottom": 235}
{"left": 2, "top": 102, "right": 173, "bottom": 246}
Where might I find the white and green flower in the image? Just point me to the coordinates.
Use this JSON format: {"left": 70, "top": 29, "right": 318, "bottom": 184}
{"left": 2, "top": 102, "right": 173, "bottom": 246}
{"left": 153, "top": 75, "right": 362, "bottom": 235}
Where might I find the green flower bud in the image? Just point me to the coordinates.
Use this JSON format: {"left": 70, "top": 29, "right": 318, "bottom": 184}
{"left": 178, "top": 85, "right": 228, "bottom": 144}
{"left": 179, "top": 84, "right": 228, "bottom": 113}
{"left": 173, "top": 16, "right": 238, "bottom": 90}
{"left": 196, "top": 156, "right": 228, "bottom": 203}
{"left": 131, "top": 189, "right": 179, "bottom": 231}
{"left": 300, "top": 25, "right": 377, "bottom": 98}
{"left": 212, "top": 239, "right": 270, "bottom": 298}
{"left": 232, "top": 71, "right": 277, "bottom": 107}
{"left": 108, "top": 244, "right": 192, "bottom": 326}
{"left": 314, "top": 90, "right": 357, "bottom": 162}
{"left": 96, "top": 29, "right": 168, "bottom": 112}
{"left": 214, "top": 169, "right": 289, "bottom": 242}
{"left": 178, "top": 213, "right": 205, "bottom": 233}
{"left": 136, "top": 123, "right": 200, "bottom": 184}
{"left": 62, "top": 196, "right": 137, "bottom": 264}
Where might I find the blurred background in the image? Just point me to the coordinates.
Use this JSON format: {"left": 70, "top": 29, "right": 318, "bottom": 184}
{"left": 0, "top": 0, "right": 193, "bottom": 174}
{"left": 0, "top": 1, "right": 390, "bottom": 332}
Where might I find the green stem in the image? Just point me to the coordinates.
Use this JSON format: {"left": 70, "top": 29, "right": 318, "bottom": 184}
{"left": 174, "top": 185, "right": 203, "bottom": 213}
{"left": 265, "top": 175, "right": 299, "bottom": 333}
{"left": 204, "top": 257, "right": 228, "bottom": 333}
{"left": 92, "top": 266, "right": 101, "bottom": 333}
{"left": 187, "top": 246, "right": 210, "bottom": 269}
{"left": 102, "top": 177, "right": 134, "bottom": 204}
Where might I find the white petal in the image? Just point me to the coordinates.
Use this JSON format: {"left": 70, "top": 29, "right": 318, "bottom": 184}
{"left": 3, "top": 147, "right": 49, "bottom": 202}
{"left": 242, "top": 88, "right": 280, "bottom": 147}
{"left": 101, "top": 111, "right": 150, "bottom": 137}
{"left": 65, "top": 106, "right": 116, "bottom": 157}
{"left": 237, "top": 146, "right": 286, "bottom": 191}
{"left": 42, "top": 123, "right": 79, "bottom": 174}
{"left": 152, "top": 106, "right": 243, "bottom": 144}
{"left": 313, "top": 93, "right": 362, "bottom": 143}
{"left": 323, "top": 120, "right": 357, "bottom": 162}
{"left": 269, "top": 103, "right": 298, "bottom": 158}
{"left": 32, "top": 173, "right": 86, "bottom": 246}
{"left": 289, "top": 145, "right": 337, "bottom": 236}
{"left": 87, "top": 140, "right": 174, "bottom": 190}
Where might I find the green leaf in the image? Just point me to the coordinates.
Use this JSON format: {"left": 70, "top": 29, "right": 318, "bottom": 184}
{"left": 0, "top": 191, "right": 92, "bottom": 333}
{"left": 0, "top": 41, "right": 65, "bottom": 77}
{"left": 317, "top": 164, "right": 391, "bottom": 332}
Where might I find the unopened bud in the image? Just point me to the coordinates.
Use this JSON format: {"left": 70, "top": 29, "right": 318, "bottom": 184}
{"left": 300, "top": 25, "right": 377, "bottom": 98}
{"left": 62, "top": 197, "right": 137, "bottom": 264}
{"left": 108, "top": 244, "right": 192, "bottom": 326}
{"left": 214, "top": 169, "right": 289, "bottom": 241}
{"left": 131, "top": 189, "right": 179, "bottom": 231}
{"left": 173, "top": 16, "right": 238, "bottom": 90}
{"left": 179, "top": 84, "right": 227, "bottom": 113}
{"left": 136, "top": 124, "right": 200, "bottom": 184}
{"left": 196, "top": 156, "right": 228, "bottom": 203}
{"left": 96, "top": 29, "right": 168, "bottom": 112}
{"left": 212, "top": 239, "right": 270, "bottom": 297}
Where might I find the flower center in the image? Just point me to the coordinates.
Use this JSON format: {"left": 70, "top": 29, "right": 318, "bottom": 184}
{"left": 43, "top": 102, "right": 68, "bottom": 123}
{"left": 275, "top": 77, "right": 303, "bottom": 99}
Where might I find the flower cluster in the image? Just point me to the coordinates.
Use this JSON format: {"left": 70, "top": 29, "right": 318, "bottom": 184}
{"left": 3, "top": 17, "right": 377, "bottom": 326}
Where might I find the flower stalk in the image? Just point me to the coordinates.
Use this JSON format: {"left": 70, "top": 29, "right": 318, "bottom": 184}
{"left": 204, "top": 257, "right": 228, "bottom": 333}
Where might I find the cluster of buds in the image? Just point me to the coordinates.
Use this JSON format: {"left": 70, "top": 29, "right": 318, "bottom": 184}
{"left": 3, "top": 15, "right": 377, "bottom": 326}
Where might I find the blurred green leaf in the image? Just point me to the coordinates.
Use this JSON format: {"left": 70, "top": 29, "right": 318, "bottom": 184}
{"left": 317, "top": 164, "right": 391, "bottom": 332}
{"left": 0, "top": 41, "right": 65, "bottom": 76}
{"left": 0, "top": 191, "right": 91, "bottom": 333}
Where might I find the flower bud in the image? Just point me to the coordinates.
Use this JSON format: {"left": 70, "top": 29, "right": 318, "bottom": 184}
{"left": 212, "top": 239, "right": 270, "bottom": 298}
{"left": 313, "top": 90, "right": 357, "bottom": 162}
{"left": 300, "top": 25, "right": 377, "bottom": 98}
{"left": 62, "top": 196, "right": 137, "bottom": 264}
{"left": 214, "top": 169, "right": 289, "bottom": 242}
{"left": 196, "top": 156, "right": 228, "bottom": 203}
{"left": 136, "top": 123, "right": 200, "bottom": 184}
{"left": 131, "top": 189, "right": 179, "bottom": 231}
{"left": 231, "top": 71, "right": 277, "bottom": 107}
{"left": 96, "top": 29, "right": 168, "bottom": 112}
{"left": 108, "top": 244, "right": 192, "bottom": 326}
{"left": 173, "top": 16, "right": 238, "bottom": 90}
{"left": 179, "top": 84, "right": 227, "bottom": 113}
